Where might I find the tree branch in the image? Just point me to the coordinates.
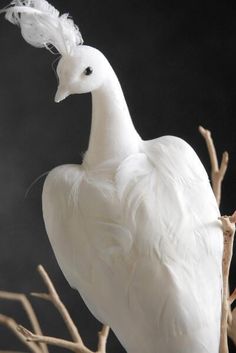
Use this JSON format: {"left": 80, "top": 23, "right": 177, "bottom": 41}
{"left": 18, "top": 326, "right": 91, "bottom": 353}
{"left": 31, "top": 265, "right": 83, "bottom": 346}
{"left": 96, "top": 325, "right": 109, "bottom": 353}
{"left": 0, "top": 291, "right": 48, "bottom": 353}
{"left": 0, "top": 265, "right": 110, "bottom": 353}
{"left": 198, "top": 126, "right": 236, "bottom": 352}
{"left": 219, "top": 212, "right": 236, "bottom": 353}
{"left": 199, "top": 126, "right": 229, "bottom": 206}
{"left": 0, "top": 314, "right": 41, "bottom": 353}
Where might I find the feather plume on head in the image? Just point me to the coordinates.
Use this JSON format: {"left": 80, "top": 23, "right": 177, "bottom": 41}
{"left": 1, "top": 0, "right": 83, "bottom": 55}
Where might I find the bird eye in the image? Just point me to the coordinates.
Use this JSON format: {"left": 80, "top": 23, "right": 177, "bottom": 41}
{"left": 84, "top": 66, "right": 93, "bottom": 76}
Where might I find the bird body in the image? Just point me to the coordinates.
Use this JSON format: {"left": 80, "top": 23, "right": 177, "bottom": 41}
{"left": 43, "top": 135, "right": 222, "bottom": 353}
{"left": 43, "top": 47, "right": 223, "bottom": 353}
{"left": 2, "top": 2, "right": 223, "bottom": 351}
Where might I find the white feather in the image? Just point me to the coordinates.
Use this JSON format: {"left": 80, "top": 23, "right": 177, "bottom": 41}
{"left": 2, "top": 0, "right": 83, "bottom": 54}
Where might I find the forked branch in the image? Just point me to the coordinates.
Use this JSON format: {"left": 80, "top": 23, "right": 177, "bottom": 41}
{"left": 199, "top": 126, "right": 236, "bottom": 352}
{"left": 28, "top": 265, "right": 110, "bottom": 353}
{"left": 0, "top": 314, "right": 41, "bottom": 353}
{"left": 0, "top": 291, "right": 48, "bottom": 353}
{"left": 0, "top": 265, "right": 109, "bottom": 353}
{"left": 31, "top": 265, "right": 83, "bottom": 346}
{"left": 199, "top": 125, "right": 228, "bottom": 205}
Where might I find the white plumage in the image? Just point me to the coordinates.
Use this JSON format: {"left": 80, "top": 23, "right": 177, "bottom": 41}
{"left": 2, "top": 0, "right": 83, "bottom": 54}
{"left": 3, "top": 2, "right": 223, "bottom": 352}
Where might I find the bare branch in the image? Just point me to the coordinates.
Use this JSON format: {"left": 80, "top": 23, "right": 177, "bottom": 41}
{"left": 198, "top": 127, "right": 236, "bottom": 351}
{"left": 32, "top": 265, "right": 84, "bottom": 345}
{"left": 199, "top": 126, "right": 219, "bottom": 171}
{"left": 18, "top": 325, "right": 91, "bottom": 353}
{"left": 30, "top": 293, "right": 50, "bottom": 301}
{"left": 229, "top": 211, "right": 236, "bottom": 224}
{"left": 0, "top": 314, "right": 41, "bottom": 353}
{"left": 17, "top": 318, "right": 110, "bottom": 353}
{"left": 0, "top": 265, "right": 110, "bottom": 353}
{"left": 219, "top": 213, "right": 236, "bottom": 353}
{"left": 97, "top": 326, "right": 109, "bottom": 353}
{"left": 0, "top": 291, "right": 48, "bottom": 353}
{"left": 199, "top": 126, "right": 229, "bottom": 206}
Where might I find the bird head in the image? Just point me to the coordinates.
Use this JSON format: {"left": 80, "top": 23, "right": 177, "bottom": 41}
{"left": 55, "top": 46, "right": 108, "bottom": 103}
{"left": 1, "top": 0, "right": 109, "bottom": 102}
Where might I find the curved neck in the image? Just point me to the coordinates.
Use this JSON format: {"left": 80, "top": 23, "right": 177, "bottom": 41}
{"left": 84, "top": 67, "right": 140, "bottom": 167}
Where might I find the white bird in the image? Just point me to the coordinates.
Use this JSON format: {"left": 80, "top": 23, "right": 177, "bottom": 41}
{"left": 2, "top": 1, "right": 223, "bottom": 352}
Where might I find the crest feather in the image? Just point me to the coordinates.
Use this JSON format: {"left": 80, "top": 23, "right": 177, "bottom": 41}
{"left": 1, "top": 0, "right": 83, "bottom": 55}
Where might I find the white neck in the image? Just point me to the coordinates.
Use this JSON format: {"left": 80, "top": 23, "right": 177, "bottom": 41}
{"left": 84, "top": 66, "right": 141, "bottom": 167}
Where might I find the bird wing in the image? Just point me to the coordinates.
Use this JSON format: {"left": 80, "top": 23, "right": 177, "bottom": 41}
{"left": 42, "top": 163, "right": 134, "bottom": 323}
{"left": 111, "top": 136, "right": 223, "bottom": 351}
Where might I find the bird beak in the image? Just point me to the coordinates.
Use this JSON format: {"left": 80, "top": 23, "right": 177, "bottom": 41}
{"left": 54, "top": 85, "right": 69, "bottom": 103}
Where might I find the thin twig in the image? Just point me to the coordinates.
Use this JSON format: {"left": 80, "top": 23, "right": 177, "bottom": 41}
{"left": 31, "top": 265, "right": 83, "bottom": 345}
{"left": 97, "top": 326, "right": 110, "bottom": 353}
{"left": 0, "top": 314, "right": 41, "bottom": 353}
{"left": 199, "top": 126, "right": 229, "bottom": 205}
{"left": 18, "top": 326, "right": 91, "bottom": 353}
{"left": 219, "top": 212, "right": 236, "bottom": 353}
{"left": 0, "top": 291, "right": 48, "bottom": 353}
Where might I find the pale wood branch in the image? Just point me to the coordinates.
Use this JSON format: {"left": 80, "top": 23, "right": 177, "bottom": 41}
{"left": 31, "top": 265, "right": 83, "bottom": 345}
{"left": 219, "top": 212, "right": 236, "bottom": 353}
{"left": 199, "top": 125, "right": 229, "bottom": 206}
{"left": 0, "top": 314, "right": 41, "bottom": 353}
{"left": 198, "top": 125, "right": 235, "bottom": 351}
{"left": 0, "top": 291, "right": 48, "bottom": 353}
{"left": 17, "top": 323, "right": 110, "bottom": 353}
{"left": 18, "top": 326, "right": 91, "bottom": 353}
{"left": 96, "top": 326, "right": 110, "bottom": 353}
{"left": 31, "top": 265, "right": 109, "bottom": 352}
{"left": 0, "top": 265, "right": 109, "bottom": 353}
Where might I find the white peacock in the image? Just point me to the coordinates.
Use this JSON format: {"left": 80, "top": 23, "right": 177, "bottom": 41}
{"left": 2, "top": 1, "right": 223, "bottom": 352}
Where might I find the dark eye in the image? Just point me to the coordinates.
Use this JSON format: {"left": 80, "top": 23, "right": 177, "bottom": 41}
{"left": 84, "top": 66, "right": 93, "bottom": 76}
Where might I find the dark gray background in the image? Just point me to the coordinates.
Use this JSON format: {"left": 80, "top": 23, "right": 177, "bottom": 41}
{"left": 0, "top": 0, "right": 236, "bottom": 352}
